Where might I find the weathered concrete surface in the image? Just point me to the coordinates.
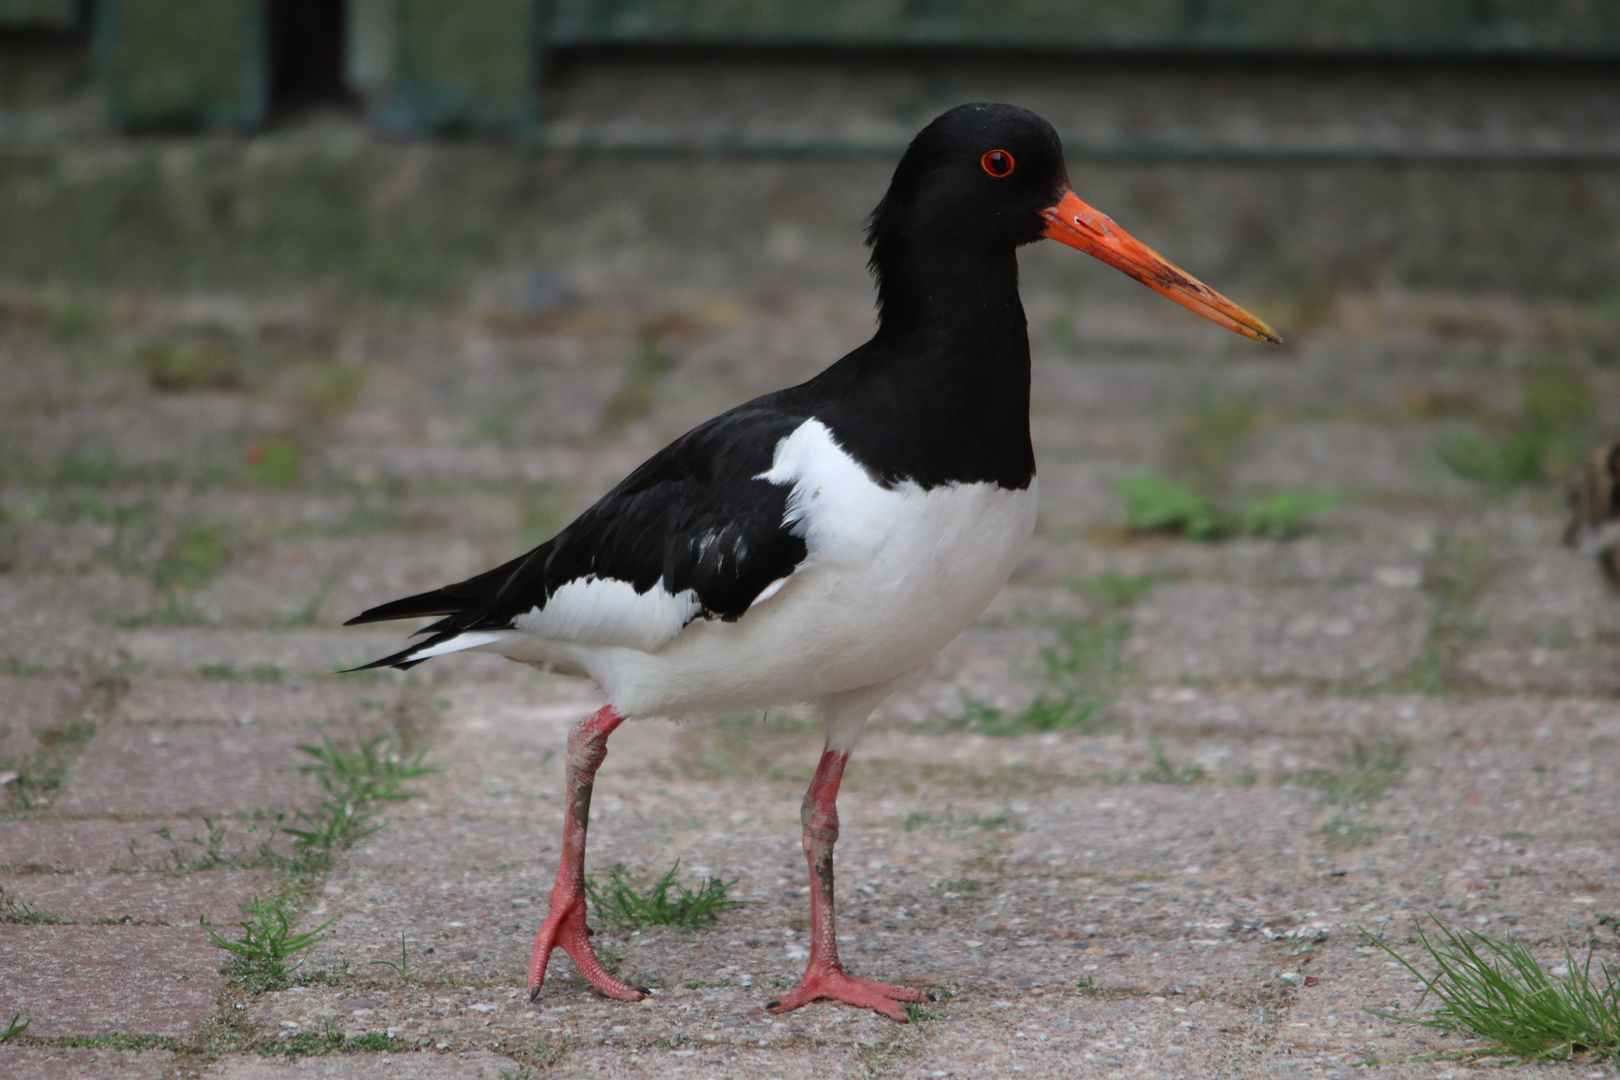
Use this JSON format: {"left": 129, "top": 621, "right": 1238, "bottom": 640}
{"left": 4, "top": 107, "right": 1620, "bottom": 1080}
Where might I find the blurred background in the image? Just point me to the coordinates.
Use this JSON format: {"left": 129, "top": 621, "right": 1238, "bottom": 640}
{"left": 1, "top": 1, "right": 1618, "bottom": 676}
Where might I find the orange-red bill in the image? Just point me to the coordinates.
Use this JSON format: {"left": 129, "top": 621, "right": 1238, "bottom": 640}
{"left": 1041, "top": 190, "right": 1281, "bottom": 345}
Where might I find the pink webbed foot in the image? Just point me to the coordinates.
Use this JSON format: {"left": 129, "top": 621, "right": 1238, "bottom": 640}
{"left": 527, "top": 886, "right": 646, "bottom": 1002}
{"left": 766, "top": 960, "right": 926, "bottom": 1022}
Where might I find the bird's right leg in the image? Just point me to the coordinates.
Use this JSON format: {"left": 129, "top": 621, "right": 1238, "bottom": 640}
{"left": 528, "top": 704, "right": 646, "bottom": 1002}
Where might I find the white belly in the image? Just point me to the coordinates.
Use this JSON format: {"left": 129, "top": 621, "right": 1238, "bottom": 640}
{"left": 483, "top": 419, "right": 1038, "bottom": 720}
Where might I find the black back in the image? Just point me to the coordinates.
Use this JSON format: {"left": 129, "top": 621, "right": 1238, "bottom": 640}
{"left": 348, "top": 104, "right": 1067, "bottom": 665}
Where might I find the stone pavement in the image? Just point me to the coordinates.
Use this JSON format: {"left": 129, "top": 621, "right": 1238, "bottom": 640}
{"left": 4, "top": 167, "right": 1620, "bottom": 1080}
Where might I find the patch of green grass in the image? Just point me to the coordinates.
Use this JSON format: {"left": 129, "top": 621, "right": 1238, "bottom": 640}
{"left": 3, "top": 678, "right": 114, "bottom": 810}
{"left": 0, "top": 885, "right": 66, "bottom": 924}
{"left": 936, "top": 878, "right": 984, "bottom": 893}
{"left": 1368, "top": 917, "right": 1620, "bottom": 1064}
{"left": 263, "top": 1027, "right": 406, "bottom": 1059}
{"left": 282, "top": 735, "right": 434, "bottom": 857}
{"left": 948, "top": 580, "right": 1140, "bottom": 737}
{"left": 903, "top": 984, "right": 952, "bottom": 1022}
{"left": 586, "top": 859, "right": 759, "bottom": 929}
{"left": 1069, "top": 573, "right": 1156, "bottom": 608}
{"left": 1397, "top": 533, "right": 1495, "bottom": 693}
{"left": 1435, "top": 356, "right": 1594, "bottom": 491}
{"left": 244, "top": 436, "right": 303, "bottom": 487}
{"left": 0, "top": 1013, "right": 28, "bottom": 1045}
{"left": 196, "top": 664, "right": 287, "bottom": 682}
{"left": 1113, "top": 473, "right": 1340, "bottom": 542}
{"left": 1240, "top": 487, "right": 1343, "bottom": 539}
{"left": 1291, "top": 739, "right": 1407, "bottom": 805}
{"left": 139, "top": 342, "right": 242, "bottom": 392}
{"left": 129, "top": 815, "right": 282, "bottom": 872}
{"left": 203, "top": 894, "right": 338, "bottom": 993}
{"left": 152, "top": 524, "right": 229, "bottom": 593}
{"left": 1139, "top": 737, "right": 1206, "bottom": 784}
{"left": 1115, "top": 473, "right": 1225, "bottom": 539}
{"left": 1319, "top": 815, "right": 1384, "bottom": 850}
{"left": 363, "top": 932, "right": 415, "bottom": 984}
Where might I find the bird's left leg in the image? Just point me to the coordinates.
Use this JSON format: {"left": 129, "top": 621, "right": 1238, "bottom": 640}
{"left": 528, "top": 704, "right": 646, "bottom": 1002}
{"left": 767, "top": 744, "right": 926, "bottom": 1022}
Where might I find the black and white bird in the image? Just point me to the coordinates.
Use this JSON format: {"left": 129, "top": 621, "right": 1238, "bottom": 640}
{"left": 347, "top": 103, "right": 1279, "bottom": 1021}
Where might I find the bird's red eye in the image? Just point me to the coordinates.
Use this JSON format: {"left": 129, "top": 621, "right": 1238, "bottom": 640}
{"left": 980, "top": 149, "right": 1015, "bottom": 178}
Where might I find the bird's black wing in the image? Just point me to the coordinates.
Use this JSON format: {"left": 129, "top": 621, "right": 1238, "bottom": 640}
{"left": 346, "top": 399, "right": 812, "bottom": 669}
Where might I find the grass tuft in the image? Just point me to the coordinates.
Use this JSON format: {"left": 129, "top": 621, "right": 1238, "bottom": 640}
{"left": 1369, "top": 917, "right": 1620, "bottom": 1064}
{"left": 1291, "top": 738, "right": 1407, "bottom": 805}
{"left": 282, "top": 735, "right": 434, "bottom": 858}
{"left": 202, "top": 895, "right": 337, "bottom": 993}
{"left": 1113, "top": 473, "right": 1340, "bottom": 542}
{"left": 1139, "top": 737, "right": 1206, "bottom": 784}
{"left": 0, "top": 884, "right": 66, "bottom": 924}
{"left": 1435, "top": 355, "right": 1594, "bottom": 491}
{"left": 1, "top": 1014, "right": 30, "bottom": 1045}
{"left": 586, "top": 860, "right": 759, "bottom": 929}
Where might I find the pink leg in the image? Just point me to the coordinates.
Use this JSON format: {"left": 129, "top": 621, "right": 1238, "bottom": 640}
{"left": 528, "top": 705, "right": 647, "bottom": 1002}
{"left": 766, "top": 746, "right": 926, "bottom": 1022}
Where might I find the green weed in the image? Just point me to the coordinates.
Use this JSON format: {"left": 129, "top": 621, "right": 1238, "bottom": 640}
{"left": 203, "top": 894, "right": 337, "bottom": 993}
{"left": 1436, "top": 356, "right": 1594, "bottom": 491}
{"left": 244, "top": 436, "right": 303, "bottom": 487}
{"left": 282, "top": 735, "right": 433, "bottom": 857}
{"left": 1115, "top": 473, "right": 1224, "bottom": 539}
{"left": 132, "top": 815, "right": 281, "bottom": 872}
{"left": 1319, "top": 816, "right": 1384, "bottom": 850}
{"left": 1397, "top": 534, "right": 1494, "bottom": 693}
{"left": 1240, "top": 487, "right": 1343, "bottom": 539}
{"left": 364, "top": 932, "right": 415, "bottom": 984}
{"left": 586, "top": 859, "right": 759, "bottom": 929}
{"left": 152, "top": 524, "right": 228, "bottom": 593}
{"left": 264, "top": 1027, "right": 405, "bottom": 1059}
{"left": 1, "top": 1014, "right": 28, "bottom": 1045}
{"left": 1291, "top": 739, "right": 1407, "bottom": 805}
{"left": 1368, "top": 917, "right": 1620, "bottom": 1064}
{"left": 139, "top": 342, "right": 242, "bottom": 392}
{"left": 1140, "top": 737, "right": 1206, "bottom": 784}
{"left": 0, "top": 885, "right": 64, "bottom": 924}
{"left": 1069, "top": 573, "right": 1156, "bottom": 608}
{"left": 1114, "top": 473, "right": 1340, "bottom": 541}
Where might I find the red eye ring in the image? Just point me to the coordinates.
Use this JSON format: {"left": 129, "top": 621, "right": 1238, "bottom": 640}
{"left": 980, "top": 149, "right": 1015, "bottom": 178}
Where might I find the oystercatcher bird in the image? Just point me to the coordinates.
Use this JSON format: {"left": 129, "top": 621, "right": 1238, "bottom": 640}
{"left": 347, "top": 103, "right": 1279, "bottom": 1020}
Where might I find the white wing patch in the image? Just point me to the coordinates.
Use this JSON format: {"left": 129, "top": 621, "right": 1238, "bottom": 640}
{"left": 755, "top": 418, "right": 912, "bottom": 565}
{"left": 513, "top": 576, "right": 705, "bottom": 652}
{"left": 405, "top": 630, "right": 508, "bottom": 662}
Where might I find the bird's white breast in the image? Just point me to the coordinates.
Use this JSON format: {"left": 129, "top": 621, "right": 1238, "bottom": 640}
{"left": 546, "top": 418, "right": 1039, "bottom": 719}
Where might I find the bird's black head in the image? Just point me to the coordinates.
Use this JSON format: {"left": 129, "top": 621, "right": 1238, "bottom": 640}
{"left": 867, "top": 102, "right": 1281, "bottom": 344}
{"left": 867, "top": 103, "right": 1070, "bottom": 265}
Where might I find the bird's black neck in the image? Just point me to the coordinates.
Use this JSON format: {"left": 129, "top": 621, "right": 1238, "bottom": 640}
{"left": 803, "top": 240, "right": 1036, "bottom": 491}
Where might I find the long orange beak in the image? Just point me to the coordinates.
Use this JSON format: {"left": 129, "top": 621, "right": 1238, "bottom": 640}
{"left": 1042, "top": 190, "right": 1281, "bottom": 344}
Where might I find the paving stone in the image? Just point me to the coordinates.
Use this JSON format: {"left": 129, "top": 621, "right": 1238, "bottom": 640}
{"left": 1230, "top": 421, "right": 1469, "bottom": 497}
{"left": 101, "top": 629, "right": 444, "bottom": 678}
{"left": 191, "top": 537, "right": 496, "bottom": 627}
{"left": 0, "top": 676, "right": 83, "bottom": 769}
{"left": 0, "top": 869, "right": 269, "bottom": 924}
{"left": 0, "top": 924, "right": 224, "bottom": 1035}
{"left": 202, "top": 1052, "right": 519, "bottom": 1080}
{"left": 121, "top": 679, "right": 402, "bottom": 725}
{"left": 0, "top": 575, "right": 152, "bottom": 669}
{"left": 52, "top": 722, "right": 338, "bottom": 814}
{"left": 0, "top": 818, "right": 268, "bottom": 873}
{"left": 0, "top": 1047, "right": 176, "bottom": 1080}
{"left": 1481, "top": 548, "right": 1620, "bottom": 639}
{"left": 1461, "top": 642, "right": 1620, "bottom": 694}
{"left": 1124, "top": 582, "right": 1433, "bottom": 682}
